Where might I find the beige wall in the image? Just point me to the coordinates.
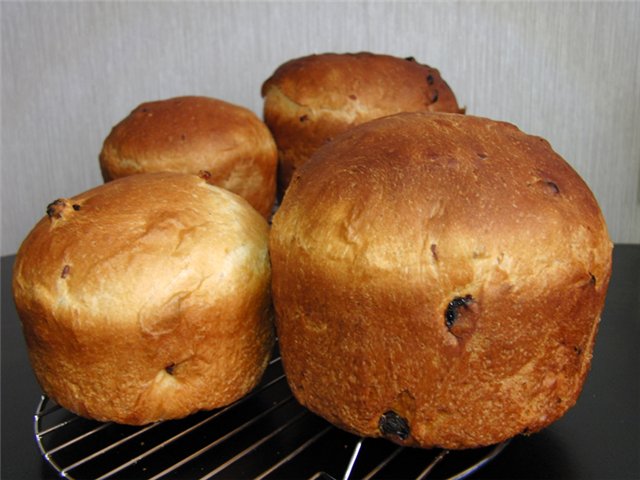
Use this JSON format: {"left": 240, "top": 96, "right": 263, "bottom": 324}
{"left": 2, "top": 1, "right": 639, "bottom": 255}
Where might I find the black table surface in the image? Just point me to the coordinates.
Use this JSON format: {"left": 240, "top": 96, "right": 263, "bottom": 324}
{"left": 2, "top": 246, "right": 639, "bottom": 480}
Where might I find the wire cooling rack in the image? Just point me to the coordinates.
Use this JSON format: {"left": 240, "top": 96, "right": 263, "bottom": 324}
{"left": 34, "top": 354, "right": 509, "bottom": 479}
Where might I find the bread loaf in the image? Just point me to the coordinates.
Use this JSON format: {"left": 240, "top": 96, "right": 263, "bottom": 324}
{"left": 261, "top": 52, "right": 464, "bottom": 195}
{"left": 99, "top": 96, "right": 277, "bottom": 218}
{"left": 270, "top": 112, "right": 612, "bottom": 449}
{"left": 13, "top": 172, "right": 274, "bottom": 425}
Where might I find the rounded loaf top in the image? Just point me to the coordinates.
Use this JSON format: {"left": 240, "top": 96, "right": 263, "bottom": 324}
{"left": 275, "top": 111, "right": 611, "bottom": 287}
{"left": 261, "top": 52, "right": 464, "bottom": 194}
{"left": 262, "top": 52, "right": 463, "bottom": 114}
{"left": 99, "top": 95, "right": 278, "bottom": 218}
{"left": 15, "top": 172, "right": 270, "bottom": 320}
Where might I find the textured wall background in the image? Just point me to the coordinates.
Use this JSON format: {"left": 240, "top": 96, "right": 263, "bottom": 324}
{"left": 2, "top": 1, "right": 639, "bottom": 255}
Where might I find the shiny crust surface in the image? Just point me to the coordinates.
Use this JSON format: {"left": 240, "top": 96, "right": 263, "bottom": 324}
{"left": 270, "top": 112, "right": 612, "bottom": 449}
{"left": 261, "top": 52, "right": 464, "bottom": 192}
{"left": 13, "top": 173, "right": 274, "bottom": 424}
{"left": 99, "top": 96, "right": 277, "bottom": 218}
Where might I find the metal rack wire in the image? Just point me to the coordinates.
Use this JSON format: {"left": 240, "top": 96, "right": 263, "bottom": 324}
{"left": 34, "top": 355, "right": 508, "bottom": 479}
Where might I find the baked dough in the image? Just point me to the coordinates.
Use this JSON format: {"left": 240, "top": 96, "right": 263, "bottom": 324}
{"left": 13, "top": 172, "right": 274, "bottom": 424}
{"left": 270, "top": 112, "right": 612, "bottom": 449}
{"left": 262, "top": 52, "right": 464, "bottom": 194}
{"left": 100, "top": 96, "right": 277, "bottom": 218}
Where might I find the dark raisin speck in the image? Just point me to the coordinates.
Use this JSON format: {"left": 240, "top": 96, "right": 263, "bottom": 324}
{"left": 405, "top": 56, "right": 416, "bottom": 62}
{"left": 379, "top": 410, "right": 410, "bottom": 440}
{"left": 61, "top": 265, "right": 71, "bottom": 279}
{"left": 431, "top": 90, "right": 439, "bottom": 103}
{"left": 299, "top": 114, "right": 309, "bottom": 122}
{"left": 198, "top": 170, "right": 212, "bottom": 181}
{"left": 426, "top": 74, "right": 435, "bottom": 85}
{"left": 445, "top": 295, "right": 474, "bottom": 328}
{"left": 72, "top": 204, "right": 81, "bottom": 211}
{"left": 165, "top": 363, "right": 176, "bottom": 375}
{"left": 46, "top": 199, "right": 67, "bottom": 219}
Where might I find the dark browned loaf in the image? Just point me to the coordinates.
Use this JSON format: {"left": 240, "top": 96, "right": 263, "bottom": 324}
{"left": 99, "top": 96, "right": 277, "bottom": 218}
{"left": 13, "top": 172, "right": 274, "bottom": 425}
{"left": 269, "top": 112, "right": 612, "bottom": 449}
{"left": 261, "top": 52, "right": 464, "bottom": 194}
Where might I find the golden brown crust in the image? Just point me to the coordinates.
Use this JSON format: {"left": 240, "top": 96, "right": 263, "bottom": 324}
{"left": 13, "top": 172, "right": 274, "bottom": 425}
{"left": 270, "top": 112, "right": 612, "bottom": 449}
{"left": 261, "top": 52, "right": 464, "bottom": 194}
{"left": 99, "top": 96, "right": 277, "bottom": 218}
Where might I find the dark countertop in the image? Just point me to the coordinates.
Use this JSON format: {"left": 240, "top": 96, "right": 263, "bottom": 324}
{"left": 2, "top": 245, "right": 639, "bottom": 480}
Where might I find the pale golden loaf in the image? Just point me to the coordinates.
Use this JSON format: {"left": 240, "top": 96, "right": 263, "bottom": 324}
{"left": 261, "top": 52, "right": 464, "bottom": 195}
{"left": 270, "top": 112, "right": 613, "bottom": 449}
{"left": 99, "top": 96, "right": 277, "bottom": 218}
{"left": 13, "top": 172, "right": 274, "bottom": 425}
